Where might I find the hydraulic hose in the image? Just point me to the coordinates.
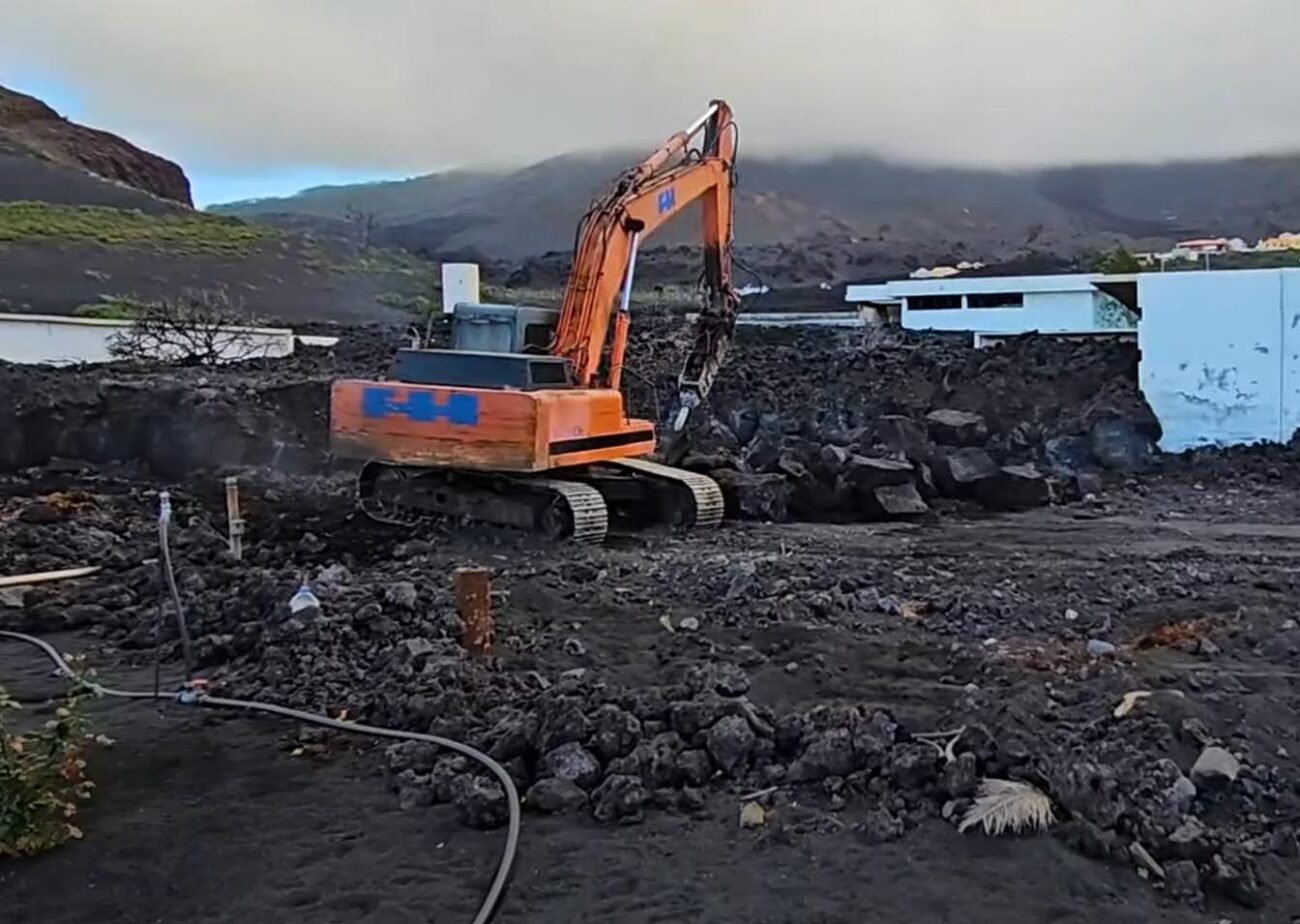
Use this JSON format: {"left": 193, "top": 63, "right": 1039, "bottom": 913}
{"left": 0, "top": 629, "right": 520, "bottom": 924}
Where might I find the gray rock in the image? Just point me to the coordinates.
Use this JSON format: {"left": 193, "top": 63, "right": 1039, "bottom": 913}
{"left": 63, "top": 603, "right": 109, "bottom": 629}
{"left": 1167, "top": 774, "right": 1198, "bottom": 815}
{"left": 857, "top": 807, "right": 905, "bottom": 843}
{"left": 941, "top": 751, "right": 979, "bottom": 798}
{"left": 789, "top": 727, "right": 856, "bottom": 782}
{"left": 1191, "top": 746, "right": 1240, "bottom": 785}
{"left": 887, "top": 743, "right": 940, "bottom": 790}
{"left": 562, "top": 637, "right": 587, "bottom": 657}
{"left": 316, "top": 563, "right": 352, "bottom": 585}
{"left": 874, "top": 415, "right": 935, "bottom": 463}
{"left": 609, "top": 732, "right": 685, "bottom": 788}
{"left": 384, "top": 581, "right": 419, "bottom": 609}
{"left": 668, "top": 695, "right": 732, "bottom": 737}
{"left": 710, "top": 663, "right": 751, "bottom": 697}
{"left": 926, "top": 409, "right": 989, "bottom": 447}
{"left": 843, "top": 455, "right": 915, "bottom": 493}
{"left": 1164, "top": 859, "right": 1202, "bottom": 900}
{"left": 1044, "top": 435, "right": 1099, "bottom": 477}
{"left": 535, "top": 697, "right": 593, "bottom": 752}
{"left": 933, "top": 447, "right": 1000, "bottom": 497}
{"left": 0, "top": 587, "right": 27, "bottom": 609}
{"left": 526, "top": 777, "right": 589, "bottom": 814}
{"left": 590, "top": 704, "right": 642, "bottom": 762}
{"left": 975, "top": 464, "right": 1052, "bottom": 511}
{"left": 1090, "top": 420, "right": 1157, "bottom": 474}
{"left": 678, "top": 749, "right": 714, "bottom": 786}
{"left": 395, "top": 769, "right": 435, "bottom": 810}
{"left": 742, "top": 428, "right": 783, "bottom": 473}
{"left": 712, "top": 471, "right": 791, "bottom": 522}
{"left": 1269, "top": 824, "right": 1299, "bottom": 858}
{"left": 543, "top": 742, "right": 603, "bottom": 790}
{"left": 449, "top": 774, "right": 508, "bottom": 830}
{"left": 851, "top": 710, "right": 898, "bottom": 765}
{"left": 678, "top": 617, "right": 700, "bottom": 632}
{"left": 591, "top": 774, "right": 650, "bottom": 824}
{"left": 870, "top": 483, "right": 930, "bottom": 519}
{"left": 1086, "top": 639, "right": 1118, "bottom": 658}
{"left": 393, "top": 637, "right": 435, "bottom": 664}
{"left": 487, "top": 713, "right": 536, "bottom": 762}
{"left": 705, "top": 715, "right": 757, "bottom": 776}
{"left": 817, "top": 444, "right": 852, "bottom": 475}
{"left": 1168, "top": 817, "right": 1211, "bottom": 859}
{"left": 724, "top": 561, "right": 759, "bottom": 601}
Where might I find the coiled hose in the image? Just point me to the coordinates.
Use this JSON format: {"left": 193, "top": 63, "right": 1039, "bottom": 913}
{"left": 1, "top": 629, "right": 519, "bottom": 924}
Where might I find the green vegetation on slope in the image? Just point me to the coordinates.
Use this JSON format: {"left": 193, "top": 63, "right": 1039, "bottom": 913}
{"left": 0, "top": 202, "right": 273, "bottom": 255}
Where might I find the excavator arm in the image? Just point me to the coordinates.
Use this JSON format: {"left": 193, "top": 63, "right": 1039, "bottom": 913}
{"left": 551, "top": 101, "right": 740, "bottom": 429}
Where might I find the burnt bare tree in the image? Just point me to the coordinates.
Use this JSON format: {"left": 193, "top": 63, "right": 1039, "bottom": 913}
{"left": 108, "top": 289, "right": 264, "bottom": 366}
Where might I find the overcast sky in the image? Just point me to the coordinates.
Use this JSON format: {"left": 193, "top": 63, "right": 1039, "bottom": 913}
{"left": 4, "top": 0, "right": 1300, "bottom": 204}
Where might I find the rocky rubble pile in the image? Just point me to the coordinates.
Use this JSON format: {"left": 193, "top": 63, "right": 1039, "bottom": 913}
{"left": 3, "top": 470, "right": 1298, "bottom": 911}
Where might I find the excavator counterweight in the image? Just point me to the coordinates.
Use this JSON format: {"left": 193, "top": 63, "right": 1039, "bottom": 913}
{"left": 329, "top": 102, "right": 741, "bottom": 542}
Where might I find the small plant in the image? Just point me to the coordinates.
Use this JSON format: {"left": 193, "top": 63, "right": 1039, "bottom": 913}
{"left": 0, "top": 683, "right": 94, "bottom": 857}
{"left": 108, "top": 288, "right": 265, "bottom": 366}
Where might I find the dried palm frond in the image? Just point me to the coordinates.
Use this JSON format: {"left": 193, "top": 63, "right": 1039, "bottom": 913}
{"left": 958, "top": 779, "right": 1055, "bottom": 836}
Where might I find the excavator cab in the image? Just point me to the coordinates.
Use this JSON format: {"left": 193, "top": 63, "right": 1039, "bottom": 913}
{"left": 329, "top": 101, "right": 740, "bottom": 542}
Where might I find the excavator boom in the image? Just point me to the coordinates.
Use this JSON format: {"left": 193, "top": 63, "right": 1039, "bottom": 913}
{"left": 553, "top": 101, "right": 740, "bottom": 423}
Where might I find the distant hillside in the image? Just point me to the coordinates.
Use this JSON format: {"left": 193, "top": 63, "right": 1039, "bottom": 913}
{"left": 0, "top": 85, "right": 191, "bottom": 206}
{"left": 216, "top": 150, "right": 1300, "bottom": 281}
{"left": 0, "top": 85, "right": 441, "bottom": 324}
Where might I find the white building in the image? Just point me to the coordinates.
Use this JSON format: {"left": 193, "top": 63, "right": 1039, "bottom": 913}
{"left": 845, "top": 273, "right": 1139, "bottom": 338}
{"left": 847, "top": 267, "right": 1300, "bottom": 452}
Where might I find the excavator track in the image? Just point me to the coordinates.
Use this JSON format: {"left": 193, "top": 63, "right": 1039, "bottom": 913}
{"left": 609, "top": 458, "right": 724, "bottom": 530}
{"left": 529, "top": 479, "right": 608, "bottom": 544}
{"left": 356, "top": 462, "right": 609, "bottom": 543}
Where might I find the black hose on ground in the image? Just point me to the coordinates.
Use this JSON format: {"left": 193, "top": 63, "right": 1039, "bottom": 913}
{"left": 0, "top": 631, "right": 521, "bottom": 924}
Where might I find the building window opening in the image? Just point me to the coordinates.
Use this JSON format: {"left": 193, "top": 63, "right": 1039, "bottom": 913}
{"left": 967, "top": 293, "right": 1025, "bottom": 309}
{"left": 908, "top": 295, "right": 963, "bottom": 311}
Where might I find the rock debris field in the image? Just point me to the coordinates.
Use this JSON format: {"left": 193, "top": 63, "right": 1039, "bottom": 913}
{"left": 3, "top": 321, "right": 1300, "bottom": 923}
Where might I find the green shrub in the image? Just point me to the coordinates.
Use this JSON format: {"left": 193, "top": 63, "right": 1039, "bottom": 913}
{"left": 0, "top": 684, "right": 94, "bottom": 857}
{"left": 73, "top": 297, "right": 146, "bottom": 320}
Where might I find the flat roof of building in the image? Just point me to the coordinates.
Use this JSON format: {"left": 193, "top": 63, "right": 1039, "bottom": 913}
{"left": 846, "top": 273, "right": 1139, "bottom": 303}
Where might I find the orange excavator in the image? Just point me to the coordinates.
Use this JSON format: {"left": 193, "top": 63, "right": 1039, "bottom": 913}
{"left": 330, "top": 101, "right": 740, "bottom": 542}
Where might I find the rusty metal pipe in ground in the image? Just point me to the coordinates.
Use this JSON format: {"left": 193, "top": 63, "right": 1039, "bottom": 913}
{"left": 455, "top": 567, "right": 493, "bottom": 655}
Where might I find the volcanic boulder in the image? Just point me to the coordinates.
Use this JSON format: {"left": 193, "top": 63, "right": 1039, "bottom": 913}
{"left": 975, "top": 464, "right": 1052, "bottom": 511}
{"left": 926, "top": 409, "right": 989, "bottom": 447}
{"left": 1090, "top": 420, "right": 1157, "bottom": 474}
{"left": 712, "top": 470, "right": 791, "bottom": 522}
{"left": 932, "top": 447, "right": 1000, "bottom": 497}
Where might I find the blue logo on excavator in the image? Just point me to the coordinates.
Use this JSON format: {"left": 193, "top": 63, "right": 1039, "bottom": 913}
{"left": 658, "top": 188, "right": 676, "bottom": 214}
{"left": 361, "top": 387, "right": 479, "bottom": 426}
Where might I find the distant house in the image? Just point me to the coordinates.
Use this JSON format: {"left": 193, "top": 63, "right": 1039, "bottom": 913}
{"left": 1174, "top": 237, "right": 1233, "bottom": 255}
{"left": 1258, "top": 232, "right": 1300, "bottom": 252}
